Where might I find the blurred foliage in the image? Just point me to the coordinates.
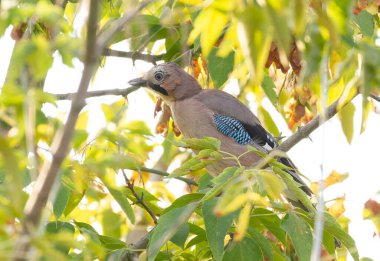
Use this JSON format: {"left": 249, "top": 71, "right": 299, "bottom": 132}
{"left": 0, "top": 0, "right": 380, "bottom": 260}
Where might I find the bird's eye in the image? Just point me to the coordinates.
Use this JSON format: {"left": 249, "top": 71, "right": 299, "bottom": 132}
{"left": 154, "top": 71, "right": 164, "bottom": 82}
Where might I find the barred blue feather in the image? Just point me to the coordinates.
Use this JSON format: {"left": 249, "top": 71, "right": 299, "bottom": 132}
{"left": 213, "top": 114, "right": 252, "bottom": 145}
{"left": 213, "top": 114, "right": 275, "bottom": 149}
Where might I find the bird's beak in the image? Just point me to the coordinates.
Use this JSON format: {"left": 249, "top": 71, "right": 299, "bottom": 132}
{"left": 128, "top": 77, "right": 148, "bottom": 87}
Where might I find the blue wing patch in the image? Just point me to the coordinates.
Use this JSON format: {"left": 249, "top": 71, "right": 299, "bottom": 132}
{"left": 213, "top": 114, "right": 275, "bottom": 149}
{"left": 213, "top": 114, "right": 252, "bottom": 145}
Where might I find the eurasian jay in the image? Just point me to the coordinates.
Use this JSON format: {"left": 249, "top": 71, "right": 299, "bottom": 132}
{"left": 129, "top": 62, "right": 312, "bottom": 201}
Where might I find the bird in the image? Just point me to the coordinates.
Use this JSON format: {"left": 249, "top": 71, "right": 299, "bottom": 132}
{"left": 129, "top": 62, "right": 313, "bottom": 206}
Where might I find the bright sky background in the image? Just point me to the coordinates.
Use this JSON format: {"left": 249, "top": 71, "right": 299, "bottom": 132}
{"left": 1, "top": 26, "right": 380, "bottom": 260}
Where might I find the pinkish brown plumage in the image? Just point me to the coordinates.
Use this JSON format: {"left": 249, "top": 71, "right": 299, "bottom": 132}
{"left": 129, "top": 62, "right": 312, "bottom": 199}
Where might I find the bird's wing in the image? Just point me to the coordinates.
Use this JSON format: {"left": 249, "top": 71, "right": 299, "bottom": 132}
{"left": 196, "top": 89, "right": 312, "bottom": 196}
{"left": 197, "top": 89, "right": 275, "bottom": 149}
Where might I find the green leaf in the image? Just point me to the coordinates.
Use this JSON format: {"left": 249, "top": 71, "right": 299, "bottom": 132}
{"left": 170, "top": 223, "right": 189, "bottom": 248}
{"left": 63, "top": 190, "right": 84, "bottom": 216}
{"left": 338, "top": 101, "right": 355, "bottom": 144}
{"left": 123, "top": 120, "right": 152, "bottom": 136}
{"left": 105, "top": 184, "right": 135, "bottom": 224}
{"left": 98, "top": 235, "right": 127, "bottom": 250}
{"left": 186, "top": 224, "right": 207, "bottom": 249}
{"left": 202, "top": 167, "right": 244, "bottom": 201}
{"left": 281, "top": 213, "right": 313, "bottom": 261}
{"left": 170, "top": 157, "right": 211, "bottom": 178}
{"left": 164, "top": 193, "right": 204, "bottom": 214}
{"left": 266, "top": 0, "right": 291, "bottom": 53}
{"left": 164, "top": 27, "right": 182, "bottom": 62}
{"left": 197, "top": 173, "right": 213, "bottom": 192}
{"left": 72, "top": 129, "right": 89, "bottom": 150}
{"left": 261, "top": 76, "right": 277, "bottom": 106}
{"left": 46, "top": 221, "right": 75, "bottom": 234}
{"left": 302, "top": 23, "right": 325, "bottom": 82}
{"left": 208, "top": 48, "right": 235, "bottom": 88}
{"left": 75, "top": 221, "right": 101, "bottom": 244}
{"left": 239, "top": 4, "right": 272, "bottom": 84}
{"left": 354, "top": 11, "right": 374, "bottom": 37}
{"left": 324, "top": 212, "right": 359, "bottom": 261}
{"left": 250, "top": 208, "right": 286, "bottom": 244}
{"left": 53, "top": 183, "right": 70, "bottom": 218}
{"left": 202, "top": 198, "right": 239, "bottom": 261}
{"left": 45, "top": 221, "right": 75, "bottom": 255}
{"left": 247, "top": 228, "right": 274, "bottom": 261}
{"left": 186, "top": 234, "right": 207, "bottom": 249}
{"left": 101, "top": 208, "right": 123, "bottom": 238}
{"left": 293, "top": 0, "right": 306, "bottom": 35}
{"left": 222, "top": 237, "right": 263, "bottom": 261}
{"left": 362, "top": 43, "right": 380, "bottom": 97}
{"left": 322, "top": 231, "right": 336, "bottom": 255}
{"left": 148, "top": 202, "right": 199, "bottom": 261}
{"left": 185, "top": 137, "right": 221, "bottom": 151}
{"left": 258, "top": 106, "right": 280, "bottom": 137}
{"left": 188, "top": 7, "right": 229, "bottom": 57}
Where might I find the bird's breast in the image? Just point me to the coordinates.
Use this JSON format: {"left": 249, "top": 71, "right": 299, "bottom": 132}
{"left": 171, "top": 99, "right": 214, "bottom": 139}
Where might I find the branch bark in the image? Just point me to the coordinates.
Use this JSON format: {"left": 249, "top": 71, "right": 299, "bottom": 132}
{"left": 103, "top": 48, "right": 165, "bottom": 64}
{"left": 14, "top": 1, "right": 152, "bottom": 259}
{"left": 136, "top": 166, "right": 198, "bottom": 186}
{"left": 54, "top": 85, "right": 141, "bottom": 99}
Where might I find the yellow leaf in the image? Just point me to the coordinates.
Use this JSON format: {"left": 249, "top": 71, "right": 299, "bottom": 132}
{"left": 214, "top": 194, "right": 248, "bottom": 216}
{"left": 361, "top": 100, "right": 373, "bottom": 133}
{"left": 76, "top": 111, "right": 89, "bottom": 130}
{"left": 363, "top": 199, "right": 380, "bottom": 236}
{"left": 177, "top": 0, "right": 203, "bottom": 5}
{"left": 188, "top": 8, "right": 229, "bottom": 57}
{"left": 338, "top": 101, "right": 355, "bottom": 144}
{"left": 327, "top": 195, "right": 346, "bottom": 218}
{"left": 217, "top": 21, "right": 238, "bottom": 57}
{"left": 329, "top": 50, "right": 341, "bottom": 79}
{"left": 311, "top": 170, "right": 348, "bottom": 193}
{"left": 326, "top": 170, "right": 348, "bottom": 187}
{"left": 256, "top": 170, "right": 286, "bottom": 200}
{"left": 234, "top": 203, "right": 252, "bottom": 241}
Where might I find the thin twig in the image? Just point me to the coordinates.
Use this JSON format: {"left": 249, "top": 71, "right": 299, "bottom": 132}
{"left": 103, "top": 48, "right": 164, "bottom": 64}
{"left": 96, "top": 0, "right": 154, "bottom": 50}
{"left": 137, "top": 166, "right": 198, "bottom": 186}
{"left": 121, "top": 169, "right": 158, "bottom": 224}
{"left": 54, "top": 85, "right": 141, "bottom": 100}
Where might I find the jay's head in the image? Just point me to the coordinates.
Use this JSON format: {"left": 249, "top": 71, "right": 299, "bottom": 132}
{"left": 129, "top": 62, "right": 201, "bottom": 102}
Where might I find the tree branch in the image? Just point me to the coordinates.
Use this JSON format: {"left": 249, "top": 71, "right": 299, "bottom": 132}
{"left": 21, "top": 0, "right": 100, "bottom": 230}
{"left": 14, "top": 1, "right": 152, "bottom": 259}
{"left": 102, "top": 48, "right": 165, "bottom": 64}
{"left": 137, "top": 166, "right": 198, "bottom": 186}
{"left": 54, "top": 86, "right": 141, "bottom": 100}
